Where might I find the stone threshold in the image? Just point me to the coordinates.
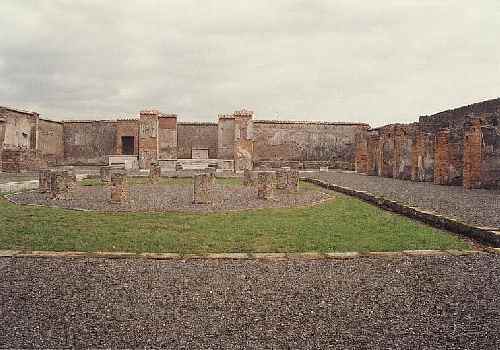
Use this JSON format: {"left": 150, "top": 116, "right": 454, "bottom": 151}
{"left": 303, "top": 177, "right": 500, "bottom": 247}
{"left": 0, "top": 249, "right": 496, "bottom": 260}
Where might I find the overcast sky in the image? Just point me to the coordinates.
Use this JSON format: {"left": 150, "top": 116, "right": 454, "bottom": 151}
{"left": 1, "top": 1, "right": 499, "bottom": 126}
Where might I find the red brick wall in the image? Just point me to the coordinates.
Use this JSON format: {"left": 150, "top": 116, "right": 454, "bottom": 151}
{"left": 138, "top": 111, "right": 159, "bottom": 169}
{"left": 434, "top": 129, "right": 450, "bottom": 185}
{"left": 463, "top": 120, "right": 482, "bottom": 189}
{"left": 116, "top": 120, "right": 139, "bottom": 155}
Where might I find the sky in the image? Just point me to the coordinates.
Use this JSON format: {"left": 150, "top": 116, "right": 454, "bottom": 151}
{"left": 0, "top": 1, "right": 499, "bottom": 126}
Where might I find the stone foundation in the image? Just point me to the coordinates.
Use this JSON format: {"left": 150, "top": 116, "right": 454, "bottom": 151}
{"left": 257, "top": 171, "right": 275, "bottom": 200}
{"left": 286, "top": 169, "right": 299, "bottom": 192}
{"left": 193, "top": 173, "right": 215, "bottom": 204}
{"left": 110, "top": 172, "right": 129, "bottom": 204}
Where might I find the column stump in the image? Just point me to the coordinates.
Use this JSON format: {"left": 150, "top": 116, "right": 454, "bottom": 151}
{"left": 49, "top": 170, "right": 75, "bottom": 200}
{"left": 149, "top": 162, "right": 161, "bottom": 183}
{"left": 257, "top": 171, "right": 275, "bottom": 200}
{"left": 193, "top": 173, "right": 215, "bottom": 204}
{"left": 38, "top": 169, "right": 51, "bottom": 193}
{"left": 110, "top": 172, "right": 129, "bottom": 204}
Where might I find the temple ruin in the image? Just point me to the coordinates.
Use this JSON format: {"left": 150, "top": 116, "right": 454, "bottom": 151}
{"left": 1, "top": 98, "right": 499, "bottom": 190}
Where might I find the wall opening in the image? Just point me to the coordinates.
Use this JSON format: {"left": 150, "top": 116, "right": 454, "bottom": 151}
{"left": 121, "top": 136, "right": 135, "bottom": 155}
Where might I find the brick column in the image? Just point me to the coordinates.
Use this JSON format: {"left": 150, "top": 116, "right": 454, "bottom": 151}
{"left": 193, "top": 173, "right": 215, "bottom": 204}
{"left": 286, "top": 169, "right": 299, "bottom": 192}
{"left": 233, "top": 109, "right": 254, "bottom": 172}
{"left": 463, "top": 120, "right": 482, "bottom": 189}
{"left": 138, "top": 110, "right": 160, "bottom": 169}
{"left": 434, "top": 129, "right": 450, "bottom": 185}
{"left": 276, "top": 168, "right": 288, "bottom": 189}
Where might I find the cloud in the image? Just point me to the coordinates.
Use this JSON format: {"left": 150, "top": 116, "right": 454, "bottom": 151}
{"left": 0, "top": 0, "right": 499, "bottom": 126}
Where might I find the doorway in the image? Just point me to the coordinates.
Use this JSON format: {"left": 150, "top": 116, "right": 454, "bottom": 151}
{"left": 121, "top": 136, "right": 135, "bottom": 155}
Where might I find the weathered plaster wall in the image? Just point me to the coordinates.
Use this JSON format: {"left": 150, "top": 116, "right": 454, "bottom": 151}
{"left": 217, "top": 116, "right": 235, "bottom": 160}
{"left": 38, "top": 119, "right": 64, "bottom": 165}
{"left": 254, "top": 121, "right": 368, "bottom": 169}
{"left": 177, "top": 123, "right": 218, "bottom": 159}
{"left": 0, "top": 107, "right": 37, "bottom": 149}
{"left": 63, "top": 121, "right": 117, "bottom": 165}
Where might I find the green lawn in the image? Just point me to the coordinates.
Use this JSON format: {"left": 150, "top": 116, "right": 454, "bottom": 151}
{"left": 0, "top": 182, "right": 470, "bottom": 253}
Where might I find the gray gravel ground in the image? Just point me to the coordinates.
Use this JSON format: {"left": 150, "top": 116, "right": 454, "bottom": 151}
{"left": 308, "top": 170, "right": 500, "bottom": 228}
{"left": 0, "top": 255, "right": 499, "bottom": 349}
{"left": 9, "top": 183, "right": 330, "bottom": 213}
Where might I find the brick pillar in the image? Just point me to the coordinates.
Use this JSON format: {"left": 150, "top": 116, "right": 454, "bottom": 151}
{"left": 366, "top": 132, "right": 380, "bottom": 176}
{"left": 434, "top": 129, "right": 450, "bottom": 185}
{"left": 233, "top": 109, "right": 254, "bottom": 172}
{"left": 100, "top": 166, "right": 112, "bottom": 183}
{"left": 257, "top": 171, "right": 275, "bottom": 200}
{"left": 149, "top": 162, "right": 161, "bottom": 183}
{"left": 38, "top": 169, "right": 51, "bottom": 193}
{"left": 49, "top": 170, "right": 75, "bottom": 200}
{"left": 110, "top": 172, "right": 129, "bottom": 204}
{"left": 355, "top": 129, "right": 369, "bottom": 174}
{"left": 138, "top": 110, "right": 160, "bottom": 169}
{"left": 193, "top": 173, "right": 215, "bottom": 204}
{"left": 463, "top": 120, "right": 482, "bottom": 189}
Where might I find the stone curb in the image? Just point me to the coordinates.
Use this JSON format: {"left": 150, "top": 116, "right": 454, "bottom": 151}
{"left": 0, "top": 250, "right": 488, "bottom": 260}
{"left": 302, "top": 177, "right": 500, "bottom": 248}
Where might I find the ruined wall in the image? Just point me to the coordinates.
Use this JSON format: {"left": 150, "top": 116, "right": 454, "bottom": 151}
{"left": 233, "top": 110, "right": 254, "bottom": 171}
{"left": 158, "top": 115, "right": 177, "bottom": 159}
{"left": 63, "top": 121, "right": 117, "bottom": 165}
{"left": 0, "top": 107, "right": 38, "bottom": 150}
{"left": 253, "top": 121, "right": 367, "bottom": 169}
{"left": 115, "top": 120, "right": 139, "bottom": 155}
{"left": 217, "top": 116, "right": 235, "bottom": 159}
{"left": 38, "top": 119, "right": 64, "bottom": 165}
{"left": 177, "top": 123, "right": 218, "bottom": 159}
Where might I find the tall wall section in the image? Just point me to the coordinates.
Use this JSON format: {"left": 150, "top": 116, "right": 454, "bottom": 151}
{"left": 253, "top": 121, "right": 368, "bottom": 169}
{"left": 38, "top": 119, "right": 64, "bottom": 166}
{"left": 177, "top": 122, "right": 218, "bottom": 159}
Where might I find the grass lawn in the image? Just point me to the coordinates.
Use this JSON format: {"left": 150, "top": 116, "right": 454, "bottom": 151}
{"left": 0, "top": 181, "right": 470, "bottom": 253}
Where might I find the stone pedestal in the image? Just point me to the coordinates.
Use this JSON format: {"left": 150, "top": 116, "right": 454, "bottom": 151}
{"left": 110, "top": 172, "right": 129, "bottom": 204}
{"left": 149, "top": 162, "right": 161, "bottom": 183}
{"left": 38, "top": 169, "right": 51, "bottom": 193}
{"left": 286, "top": 169, "right": 299, "bottom": 192}
{"left": 49, "top": 170, "right": 75, "bottom": 200}
{"left": 276, "top": 169, "right": 288, "bottom": 190}
{"left": 243, "top": 169, "right": 258, "bottom": 186}
{"left": 193, "top": 173, "right": 215, "bottom": 204}
{"left": 257, "top": 171, "right": 275, "bottom": 200}
{"left": 100, "top": 166, "right": 112, "bottom": 183}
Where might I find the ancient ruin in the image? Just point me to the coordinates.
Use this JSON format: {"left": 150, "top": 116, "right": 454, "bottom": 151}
{"left": 1, "top": 98, "right": 499, "bottom": 191}
{"left": 192, "top": 173, "right": 216, "bottom": 204}
{"left": 110, "top": 171, "right": 129, "bottom": 204}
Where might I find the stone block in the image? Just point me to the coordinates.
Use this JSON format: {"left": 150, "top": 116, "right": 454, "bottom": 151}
{"left": 286, "top": 169, "right": 299, "bottom": 192}
{"left": 110, "top": 171, "right": 129, "bottom": 204}
{"left": 49, "top": 170, "right": 75, "bottom": 200}
{"left": 149, "top": 162, "right": 161, "bottom": 182}
{"left": 257, "top": 171, "right": 275, "bottom": 200}
{"left": 243, "top": 169, "right": 258, "bottom": 186}
{"left": 38, "top": 169, "right": 51, "bottom": 193}
{"left": 193, "top": 173, "right": 215, "bottom": 204}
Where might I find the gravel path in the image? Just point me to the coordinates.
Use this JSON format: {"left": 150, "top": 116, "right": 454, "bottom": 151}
{"left": 9, "top": 183, "right": 330, "bottom": 213}
{"left": 308, "top": 171, "right": 500, "bottom": 228}
{"left": 0, "top": 255, "right": 498, "bottom": 349}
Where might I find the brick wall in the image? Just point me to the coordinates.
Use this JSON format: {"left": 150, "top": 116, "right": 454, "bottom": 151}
{"left": 158, "top": 115, "right": 177, "bottom": 159}
{"left": 177, "top": 123, "right": 218, "bottom": 159}
{"left": 38, "top": 119, "right": 64, "bottom": 166}
{"left": 463, "top": 119, "right": 482, "bottom": 189}
{"left": 115, "top": 120, "right": 139, "bottom": 155}
{"left": 217, "top": 116, "right": 235, "bottom": 159}
{"left": 138, "top": 111, "right": 159, "bottom": 169}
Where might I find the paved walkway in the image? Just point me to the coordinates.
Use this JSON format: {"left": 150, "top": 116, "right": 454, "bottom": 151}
{"left": 307, "top": 170, "right": 500, "bottom": 228}
{"left": 0, "top": 255, "right": 498, "bottom": 349}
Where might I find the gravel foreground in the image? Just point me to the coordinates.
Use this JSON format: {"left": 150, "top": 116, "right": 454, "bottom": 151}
{"left": 0, "top": 255, "right": 499, "bottom": 349}
{"left": 309, "top": 171, "right": 500, "bottom": 228}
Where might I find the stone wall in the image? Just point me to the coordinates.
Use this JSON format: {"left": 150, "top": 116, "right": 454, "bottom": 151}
{"left": 253, "top": 121, "right": 368, "bottom": 170}
{"left": 63, "top": 121, "right": 117, "bottom": 165}
{"left": 177, "top": 123, "right": 218, "bottom": 159}
{"left": 38, "top": 119, "right": 64, "bottom": 166}
{"left": 355, "top": 98, "right": 500, "bottom": 190}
